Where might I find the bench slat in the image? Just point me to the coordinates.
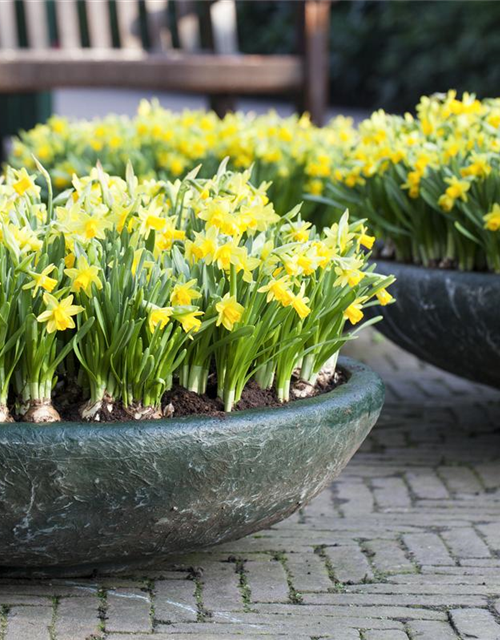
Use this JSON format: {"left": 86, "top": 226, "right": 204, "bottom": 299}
{"left": 115, "top": 0, "right": 142, "bottom": 50}
{"left": 24, "top": 0, "right": 50, "bottom": 50}
{"left": 86, "top": 0, "right": 112, "bottom": 49}
{"left": 145, "top": 0, "right": 172, "bottom": 51}
{"left": 0, "top": 0, "right": 18, "bottom": 50}
{"left": 176, "top": 0, "right": 200, "bottom": 52}
{"left": 55, "top": 0, "right": 81, "bottom": 49}
{"left": 210, "top": 0, "right": 238, "bottom": 55}
{"left": 0, "top": 51, "right": 303, "bottom": 93}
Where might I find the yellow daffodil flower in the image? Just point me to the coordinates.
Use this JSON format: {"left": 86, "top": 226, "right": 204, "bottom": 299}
{"left": 23, "top": 264, "right": 58, "bottom": 296}
{"left": 216, "top": 294, "right": 244, "bottom": 331}
{"left": 177, "top": 310, "right": 204, "bottom": 334}
{"left": 148, "top": 306, "right": 173, "bottom": 333}
{"left": 36, "top": 293, "right": 84, "bottom": 333}
{"left": 291, "top": 289, "right": 311, "bottom": 319}
{"left": 484, "top": 204, "right": 500, "bottom": 231}
{"left": 376, "top": 289, "right": 394, "bottom": 306}
{"left": 258, "top": 276, "right": 294, "bottom": 307}
{"left": 170, "top": 280, "right": 202, "bottom": 306}
{"left": 343, "top": 301, "right": 364, "bottom": 325}
{"left": 64, "top": 256, "right": 103, "bottom": 296}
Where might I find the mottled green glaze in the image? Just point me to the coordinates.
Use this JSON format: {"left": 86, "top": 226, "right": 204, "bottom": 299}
{"left": 0, "top": 357, "right": 384, "bottom": 577}
{"left": 372, "top": 261, "right": 500, "bottom": 389}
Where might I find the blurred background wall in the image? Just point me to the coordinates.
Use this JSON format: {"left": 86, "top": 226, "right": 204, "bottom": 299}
{"left": 238, "top": 0, "right": 500, "bottom": 113}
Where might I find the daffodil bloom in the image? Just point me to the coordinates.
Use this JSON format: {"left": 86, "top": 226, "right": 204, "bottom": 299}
{"left": 185, "top": 227, "right": 218, "bottom": 264}
{"left": 216, "top": 294, "right": 244, "bottom": 331}
{"left": 12, "top": 168, "right": 40, "bottom": 198}
{"left": 291, "top": 291, "right": 311, "bottom": 319}
{"left": 36, "top": 293, "right": 84, "bottom": 333}
{"left": 283, "top": 221, "right": 312, "bottom": 243}
{"left": 177, "top": 310, "right": 204, "bottom": 334}
{"left": 438, "top": 194, "right": 455, "bottom": 212}
{"left": 137, "top": 201, "right": 166, "bottom": 235}
{"left": 198, "top": 198, "right": 239, "bottom": 235}
{"left": 67, "top": 210, "right": 113, "bottom": 242}
{"left": 154, "top": 217, "right": 186, "bottom": 254}
{"left": 148, "top": 306, "right": 173, "bottom": 333}
{"left": 170, "top": 280, "right": 202, "bottom": 306}
{"left": 64, "top": 253, "right": 76, "bottom": 269}
{"left": 460, "top": 154, "right": 491, "bottom": 179}
{"left": 358, "top": 232, "right": 375, "bottom": 250}
{"left": 258, "top": 276, "right": 294, "bottom": 306}
{"left": 443, "top": 176, "right": 470, "bottom": 202}
{"left": 343, "top": 301, "right": 364, "bottom": 325}
{"left": 334, "top": 258, "right": 366, "bottom": 288}
{"left": 401, "top": 170, "right": 422, "bottom": 199}
{"left": 214, "top": 243, "right": 235, "bottom": 271}
{"left": 64, "top": 256, "right": 103, "bottom": 296}
{"left": 484, "top": 204, "right": 500, "bottom": 231}
{"left": 376, "top": 289, "right": 394, "bottom": 306}
{"left": 23, "top": 264, "right": 58, "bottom": 295}
{"left": 9, "top": 225, "right": 43, "bottom": 253}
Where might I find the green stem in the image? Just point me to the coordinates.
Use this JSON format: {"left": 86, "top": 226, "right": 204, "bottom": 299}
{"left": 230, "top": 263, "right": 237, "bottom": 298}
{"left": 224, "top": 387, "right": 235, "bottom": 412}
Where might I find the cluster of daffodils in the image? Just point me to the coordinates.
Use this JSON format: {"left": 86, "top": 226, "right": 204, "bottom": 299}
{"left": 9, "top": 100, "right": 352, "bottom": 220}
{"left": 0, "top": 162, "right": 393, "bottom": 423}
{"left": 321, "top": 91, "right": 500, "bottom": 272}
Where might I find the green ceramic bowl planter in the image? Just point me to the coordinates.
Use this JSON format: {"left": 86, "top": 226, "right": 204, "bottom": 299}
{"left": 0, "top": 160, "right": 395, "bottom": 576}
{"left": 0, "top": 357, "right": 383, "bottom": 576}
{"left": 369, "top": 261, "right": 500, "bottom": 389}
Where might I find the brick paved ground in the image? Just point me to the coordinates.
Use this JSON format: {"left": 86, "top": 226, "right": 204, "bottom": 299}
{"left": 1, "top": 330, "right": 499, "bottom": 640}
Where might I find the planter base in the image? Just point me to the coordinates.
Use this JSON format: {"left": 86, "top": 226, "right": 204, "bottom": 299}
{"left": 0, "top": 357, "right": 384, "bottom": 576}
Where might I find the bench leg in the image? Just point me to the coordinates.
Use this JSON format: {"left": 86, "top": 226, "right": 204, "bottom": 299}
{"left": 209, "top": 94, "right": 237, "bottom": 118}
{"left": 299, "top": 0, "right": 331, "bottom": 126}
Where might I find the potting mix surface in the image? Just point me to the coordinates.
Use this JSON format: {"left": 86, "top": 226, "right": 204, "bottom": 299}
{"left": 1, "top": 329, "right": 499, "bottom": 640}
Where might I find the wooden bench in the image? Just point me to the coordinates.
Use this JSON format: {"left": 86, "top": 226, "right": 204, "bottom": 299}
{"left": 0, "top": 0, "right": 331, "bottom": 126}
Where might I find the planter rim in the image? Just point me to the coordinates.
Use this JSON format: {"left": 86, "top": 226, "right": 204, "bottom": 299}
{"left": 4, "top": 356, "right": 380, "bottom": 434}
{"left": 374, "top": 258, "right": 500, "bottom": 282}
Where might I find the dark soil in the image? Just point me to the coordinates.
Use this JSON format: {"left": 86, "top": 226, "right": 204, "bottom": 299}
{"left": 15, "top": 370, "right": 346, "bottom": 423}
{"left": 161, "top": 369, "right": 346, "bottom": 418}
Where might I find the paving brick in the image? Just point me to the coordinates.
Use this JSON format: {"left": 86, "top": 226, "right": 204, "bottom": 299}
{"left": 406, "top": 469, "right": 450, "bottom": 500}
{"left": 439, "top": 467, "right": 484, "bottom": 495}
{"left": 254, "top": 603, "right": 446, "bottom": 621}
{"left": 245, "top": 555, "right": 289, "bottom": 603}
{"left": 372, "top": 477, "right": 412, "bottom": 509}
{"left": 363, "top": 538, "right": 416, "bottom": 575}
{"left": 441, "top": 527, "right": 491, "bottom": 559}
{"left": 407, "top": 619, "right": 459, "bottom": 639}
{"left": 475, "top": 463, "right": 500, "bottom": 490}
{"left": 154, "top": 579, "right": 198, "bottom": 623}
{"left": 55, "top": 596, "right": 101, "bottom": 640}
{"left": 163, "top": 614, "right": 396, "bottom": 634}
{"left": 201, "top": 560, "right": 242, "bottom": 613}
{"left": 450, "top": 608, "right": 500, "bottom": 639}
{"left": 477, "top": 523, "right": 500, "bottom": 552}
{"left": 5, "top": 606, "right": 53, "bottom": 640}
{"left": 324, "top": 544, "right": 372, "bottom": 584}
{"left": 334, "top": 477, "right": 376, "bottom": 515}
{"left": 105, "top": 587, "right": 151, "bottom": 633}
{"left": 304, "top": 592, "right": 487, "bottom": 607}
{"left": 285, "top": 551, "right": 332, "bottom": 593}
{"left": 364, "top": 631, "right": 410, "bottom": 640}
{"left": 403, "top": 533, "right": 456, "bottom": 567}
